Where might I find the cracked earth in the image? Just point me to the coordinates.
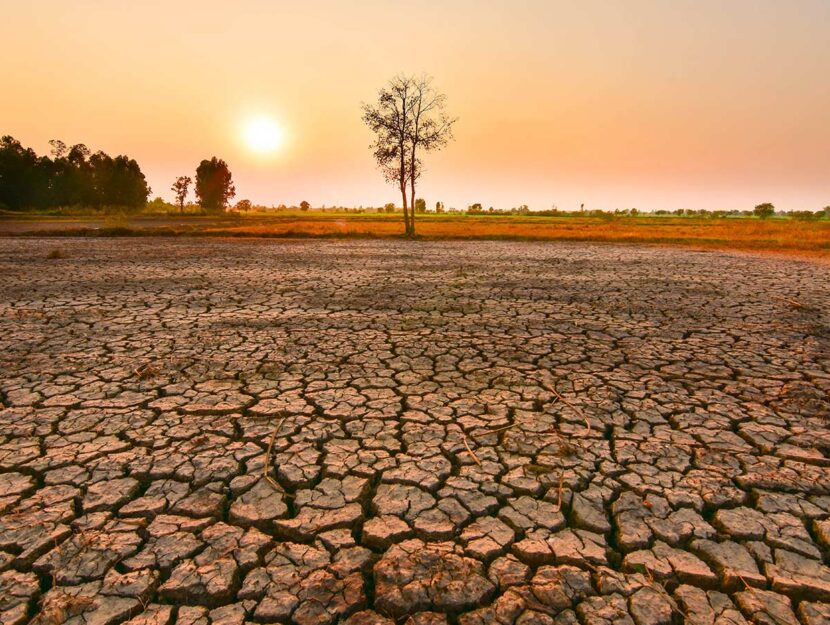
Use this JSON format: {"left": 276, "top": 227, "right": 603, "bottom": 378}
{"left": 1, "top": 238, "right": 829, "bottom": 625}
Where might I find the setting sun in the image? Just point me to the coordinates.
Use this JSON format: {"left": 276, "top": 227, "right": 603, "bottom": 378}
{"left": 243, "top": 116, "right": 283, "bottom": 154}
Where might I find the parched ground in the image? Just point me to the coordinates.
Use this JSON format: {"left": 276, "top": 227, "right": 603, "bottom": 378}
{"left": 0, "top": 238, "right": 829, "bottom": 625}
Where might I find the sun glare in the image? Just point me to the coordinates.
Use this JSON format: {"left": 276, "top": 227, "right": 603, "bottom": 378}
{"left": 243, "top": 116, "right": 283, "bottom": 154}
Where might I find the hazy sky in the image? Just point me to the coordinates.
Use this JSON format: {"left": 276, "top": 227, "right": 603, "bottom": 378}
{"left": 3, "top": 1, "right": 830, "bottom": 211}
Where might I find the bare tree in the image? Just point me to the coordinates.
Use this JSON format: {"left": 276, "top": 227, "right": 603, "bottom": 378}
{"left": 171, "top": 175, "right": 192, "bottom": 213}
{"left": 362, "top": 77, "right": 415, "bottom": 235}
{"left": 406, "top": 75, "right": 456, "bottom": 234}
{"left": 362, "top": 75, "right": 456, "bottom": 237}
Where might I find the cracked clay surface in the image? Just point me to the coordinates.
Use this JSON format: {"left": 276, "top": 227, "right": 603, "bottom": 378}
{"left": 0, "top": 238, "right": 829, "bottom": 625}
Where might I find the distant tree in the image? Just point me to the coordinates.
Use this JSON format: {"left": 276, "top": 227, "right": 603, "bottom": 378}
{"left": 235, "top": 199, "right": 252, "bottom": 212}
{"left": 171, "top": 176, "right": 192, "bottom": 213}
{"left": 195, "top": 157, "right": 235, "bottom": 211}
{"left": 362, "top": 74, "right": 456, "bottom": 237}
{"left": 0, "top": 136, "right": 41, "bottom": 210}
{"left": 824, "top": 206, "right": 830, "bottom": 219}
{"left": 754, "top": 202, "right": 775, "bottom": 219}
{"left": 62, "top": 144, "right": 93, "bottom": 206}
{"left": 300, "top": 200, "right": 311, "bottom": 211}
{"left": 48, "top": 139, "right": 68, "bottom": 159}
{"left": 414, "top": 198, "right": 426, "bottom": 213}
{"left": 789, "top": 210, "right": 816, "bottom": 221}
{"left": 88, "top": 152, "right": 149, "bottom": 208}
{"left": 383, "top": 203, "right": 396, "bottom": 213}
{"left": 0, "top": 136, "right": 148, "bottom": 211}
{"left": 435, "top": 201, "right": 444, "bottom": 213}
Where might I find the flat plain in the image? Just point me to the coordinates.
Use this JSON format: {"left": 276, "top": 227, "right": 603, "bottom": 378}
{"left": 1, "top": 238, "right": 829, "bottom": 625}
{"left": 2, "top": 213, "right": 829, "bottom": 260}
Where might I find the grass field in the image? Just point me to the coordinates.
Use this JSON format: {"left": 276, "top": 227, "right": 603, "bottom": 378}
{"left": 2, "top": 211, "right": 829, "bottom": 260}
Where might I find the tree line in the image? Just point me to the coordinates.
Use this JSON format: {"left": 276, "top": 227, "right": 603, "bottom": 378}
{"left": 0, "top": 132, "right": 244, "bottom": 214}
{"left": 0, "top": 136, "right": 150, "bottom": 211}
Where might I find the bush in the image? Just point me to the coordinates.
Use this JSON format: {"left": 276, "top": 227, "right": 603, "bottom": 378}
{"left": 753, "top": 203, "right": 775, "bottom": 219}
{"left": 790, "top": 211, "right": 817, "bottom": 221}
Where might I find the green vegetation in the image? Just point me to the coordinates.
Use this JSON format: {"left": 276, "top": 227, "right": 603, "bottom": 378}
{"left": 0, "top": 136, "right": 149, "bottom": 211}
{"left": 195, "top": 157, "right": 236, "bottom": 211}
{"left": 754, "top": 202, "right": 776, "bottom": 219}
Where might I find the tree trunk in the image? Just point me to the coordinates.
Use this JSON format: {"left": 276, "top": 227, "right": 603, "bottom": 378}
{"left": 409, "top": 177, "right": 416, "bottom": 237}
{"left": 400, "top": 185, "right": 410, "bottom": 236}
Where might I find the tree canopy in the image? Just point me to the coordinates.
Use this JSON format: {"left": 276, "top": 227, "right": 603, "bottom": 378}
{"left": 195, "top": 157, "right": 236, "bottom": 211}
{"left": 171, "top": 176, "right": 192, "bottom": 212}
{"left": 0, "top": 135, "right": 149, "bottom": 211}
{"left": 754, "top": 203, "right": 775, "bottom": 219}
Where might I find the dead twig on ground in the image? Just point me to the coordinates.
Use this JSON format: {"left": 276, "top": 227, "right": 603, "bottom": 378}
{"left": 736, "top": 573, "right": 755, "bottom": 592}
{"left": 552, "top": 472, "right": 564, "bottom": 512}
{"left": 263, "top": 415, "right": 287, "bottom": 490}
{"left": 472, "top": 422, "right": 520, "bottom": 438}
{"left": 134, "top": 362, "right": 161, "bottom": 380}
{"left": 473, "top": 394, "right": 561, "bottom": 440}
{"left": 463, "top": 435, "right": 483, "bottom": 467}
{"left": 772, "top": 295, "right": 806, "bottom": 310}
{"left": 548, "top": 385, "right": 592, "bottom": 437}
{"left": 536, "top": 371, "right": 592, "bottom": 437}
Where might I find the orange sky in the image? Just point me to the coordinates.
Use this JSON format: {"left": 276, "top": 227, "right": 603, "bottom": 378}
{"left": 3, "top": 1, "right": 829, "bottom": 211}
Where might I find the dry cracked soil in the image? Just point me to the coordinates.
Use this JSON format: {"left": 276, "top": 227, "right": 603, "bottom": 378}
{"left": 0, "top": 238, "right": 829, "bottom": 625}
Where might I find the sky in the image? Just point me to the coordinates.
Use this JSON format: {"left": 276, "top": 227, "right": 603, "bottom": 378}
{"left": 2, "top": 0, "right": 830, "bottom": 212}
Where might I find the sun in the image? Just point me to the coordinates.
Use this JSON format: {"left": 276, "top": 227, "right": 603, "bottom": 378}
{"left": 243, "top": 116, "right": 284, "bottom": 154}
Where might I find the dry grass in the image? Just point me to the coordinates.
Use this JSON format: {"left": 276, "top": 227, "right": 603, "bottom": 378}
{"left": 204, "top": 215, "right": 830, "bottom": 258}
{"left": 5, "top": 213, "right": 829, "bottom": 259}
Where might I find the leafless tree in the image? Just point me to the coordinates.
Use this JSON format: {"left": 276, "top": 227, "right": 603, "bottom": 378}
{"left": 406, "top": 76, "right": 456, "bottom": 235}
{"left": 362, "top": 75, "right": 456, "bottom": 237}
